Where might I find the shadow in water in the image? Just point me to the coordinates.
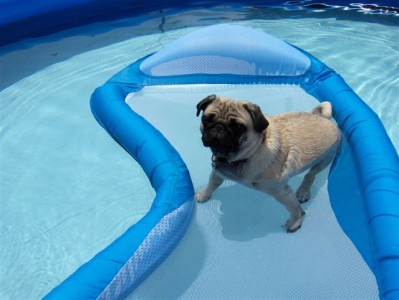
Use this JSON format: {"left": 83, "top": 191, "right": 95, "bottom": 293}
{"left": 217, "top": 184, "right": 284, "bottom": 240}
{"left": 217, "top": 171, "right": 328, "bottom": 241}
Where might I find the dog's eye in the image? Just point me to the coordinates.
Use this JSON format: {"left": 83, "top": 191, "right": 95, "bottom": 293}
{"left": 202, "top": 113, "right": 216, "bottom": 125}
{"left": 231, "top": 121, "right": 247, "bottom": 134}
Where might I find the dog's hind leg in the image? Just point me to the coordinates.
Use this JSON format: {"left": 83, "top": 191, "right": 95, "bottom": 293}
{"left": 296, "top": 155, "right": 334, "bottom": 203}
{"left": 265, "top": 184, "right": 305, "bottom": 232}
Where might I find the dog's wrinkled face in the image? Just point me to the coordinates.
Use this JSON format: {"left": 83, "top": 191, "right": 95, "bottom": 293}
{"left": 196, "top": 94, "right": 269, "bottom": 158}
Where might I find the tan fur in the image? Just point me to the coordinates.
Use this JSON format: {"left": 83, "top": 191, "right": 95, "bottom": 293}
{"left": 196, "top": 96, "right": 341, "bottom": 232}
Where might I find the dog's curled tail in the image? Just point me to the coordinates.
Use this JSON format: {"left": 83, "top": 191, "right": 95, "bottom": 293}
{"left": 311, "top": 101, "right": 333, "bottom": 119}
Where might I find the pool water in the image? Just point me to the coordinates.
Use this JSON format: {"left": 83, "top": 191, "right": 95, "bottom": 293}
{"left": 1, "top": 6, "right": 398, "bottom": 300}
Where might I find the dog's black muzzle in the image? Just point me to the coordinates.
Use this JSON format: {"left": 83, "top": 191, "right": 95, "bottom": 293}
{"left": 201, "top": 123, "right": 238, "bottom": 155}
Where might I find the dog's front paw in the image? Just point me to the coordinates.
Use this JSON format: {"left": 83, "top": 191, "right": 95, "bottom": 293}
{"left": 195, "top": 189, "right": 212, "bottom": 203}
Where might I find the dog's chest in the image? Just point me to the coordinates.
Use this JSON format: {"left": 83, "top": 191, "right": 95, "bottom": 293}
{"left": 215, "top": 160, "right": 259, "bottom": 184}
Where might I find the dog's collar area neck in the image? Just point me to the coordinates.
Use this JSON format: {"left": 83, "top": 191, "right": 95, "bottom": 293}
{"left": 212, "top": 155, "right": 247, "bottom": 167}
{"left": 229, "top": 158, "right": 248, "bottom": 167}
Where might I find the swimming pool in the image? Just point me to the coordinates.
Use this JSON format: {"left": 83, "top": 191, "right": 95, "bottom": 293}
{"left": 1, "top": 1, "right": 398, "bottom": 299}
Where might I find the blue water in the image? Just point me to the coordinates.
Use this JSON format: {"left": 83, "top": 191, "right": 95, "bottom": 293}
{"left": 0, "top": 6, "right": 397, "bottom": 300}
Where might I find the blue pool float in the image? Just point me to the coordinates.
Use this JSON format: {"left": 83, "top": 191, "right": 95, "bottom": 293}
{"left": 45, "top": 24, "right": 399, "bottom": 300}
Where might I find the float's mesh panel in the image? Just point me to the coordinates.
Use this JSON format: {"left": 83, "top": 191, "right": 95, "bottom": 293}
{"left": 140, "top": 24, "right": 311, "bottom": 77}
{"left": 126, "top": 85, "right": 379, "bottom": 300}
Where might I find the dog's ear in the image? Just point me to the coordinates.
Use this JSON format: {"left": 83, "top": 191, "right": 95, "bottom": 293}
{"left": 196, "top": 94, "right": 217, "bottom": 116}
{"left": 243, "top": 103, "right": 269, "bottom": 133}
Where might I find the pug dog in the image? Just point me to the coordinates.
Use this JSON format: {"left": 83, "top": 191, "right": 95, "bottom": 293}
{"left": 195, "top": 94, "right": 341, "bottom": 232}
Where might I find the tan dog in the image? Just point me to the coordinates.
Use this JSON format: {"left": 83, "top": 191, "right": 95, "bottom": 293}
{"left": 195, "top": 94, "right": 341, "bottom": 232}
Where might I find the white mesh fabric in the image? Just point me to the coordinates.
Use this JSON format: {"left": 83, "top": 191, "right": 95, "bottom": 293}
{"left": 140, "top": 24, "right": 311, "bottom": 76}
{"left": 146, "top": 56, "right": 256, "bottom": 76}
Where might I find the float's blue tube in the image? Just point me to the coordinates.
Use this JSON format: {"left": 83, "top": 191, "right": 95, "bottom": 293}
{"left": 298, "top": 52, "right": 399, "bottom": 299}
{"left": 44, "top": 82, "right": 195, "bottom": 299}
{"left": 305, "top": 70, "right": 399, "bottom": 300}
